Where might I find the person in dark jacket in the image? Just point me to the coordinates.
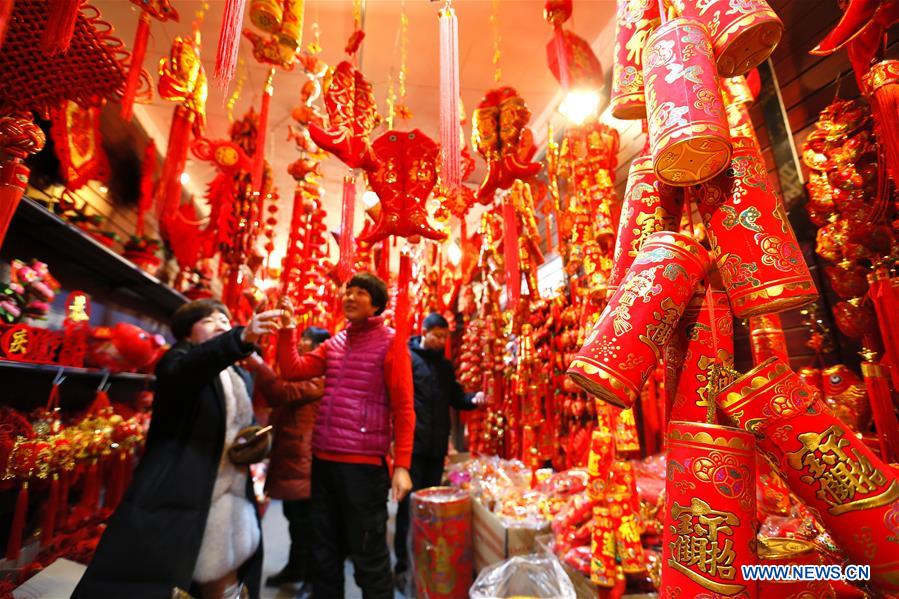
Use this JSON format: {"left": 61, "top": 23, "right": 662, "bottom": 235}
{"left": 393, "top": 312, "right": 484, "bottom": 590}
{"left": 72, "top": 299, "right": 282, "bottom": 599}
{"left": 243, "top": 326, "right": 330, "bottom": 594}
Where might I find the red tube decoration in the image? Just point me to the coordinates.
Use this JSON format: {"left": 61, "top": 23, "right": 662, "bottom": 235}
{"left": 863, "top": 60, "right": 899, "bottom": 188}
{"left": 121, "top": 12, "right": 151, "bottom": 121}
{"left": 609, "top": 150, "right": 684, "bottom": 287}
{"left": 410, "top": 487, "right": 473, "bottom": 598}
{"left": 662, "top": 421, "right": 758, "bottom": 598}
{"left": 860, "top": 360, "right": 899, "bottom": 463}
{"left": 719, "top": 357, "right": 899, "bottom": 594}
{"left": 336, "top": 173, "right": 356, "bottom": 283}
{"left": 694, "top": 136, "right": 817, "bottom": 318}
{"left": 644, "top": 17, "right": 731, "bottom": 186}
{"left": 676, "top": 0, "right": 783, "bottom": 77}
{"left": 252, "top": 69, "right": 275, "bottom": 193}
{"left": 568, "top": 232, "right": 709, "bottom": 408}
{"left": 609, "top": 0, "right": 658, "bottom": 120}
{"left": 748, "top": 313, "right": 789, "bottom": 365}
{"left": 438, "top": 2, "right": 461, "bottom": 199}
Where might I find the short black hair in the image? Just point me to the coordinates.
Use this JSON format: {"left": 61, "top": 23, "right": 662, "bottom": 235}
{"left": 302, "top": 326, "right": 331, "bottom": 348}
{"left": 170, "top": 299, "right": 231, "bottom": 341}
{"left": 347, "top": 272, "right": 388, "bottom": 315}
{"left": 423, "top": 312, "right": 449, "bottom": 330}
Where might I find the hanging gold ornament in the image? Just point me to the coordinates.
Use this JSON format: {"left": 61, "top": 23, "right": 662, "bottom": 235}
{"left": 490, "top": 0, "right": 502, "bottom": 83}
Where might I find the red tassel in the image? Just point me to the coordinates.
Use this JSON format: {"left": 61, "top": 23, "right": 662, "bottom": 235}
{"left": 42, "top": 0, "right": 81, "bottom": 56}
{"left": 214, "top": 0, "right": 248, "bottom": 91}
{"left": 868, "top": 268, "right": 899, "bottom": 390}
{"left": 89, "top": 389, "right": 111, "bottom": 416}
{"left": 861, "top": 361, "right": 899, "bottom": 462}
{"left": 156, "top": 106, "right": 195, "bottom": 220}
{"left": 0, "top": 0, "right": 13, "bottom": 50}
{"left": 438, "top": 4, "right": 461, "bottom": 198}
{"left": 41, "top": 474, "right": 59, "bottom": 547}
{"left": 6, "top": 481, "right": 28, "bottom": 561}
{"left": 377, "top": 239, "right": 390, "bottom": 283}
{"left": 502, "top": 197, "right": 521, "bottom": 308}
{"left": 337, "top": 174, "right": 357, "bottom": 283}
{"left": 81, "top": 459, "right": 99, "bottom": 515}
{"left": 868, "top": 81, "right": 899, "bottom": 187}
{"left": 121, "top": 12, "right": 152, "bottom": 122}
{"left": 136, "top": 140, "right": 157, "bottom": 237}
{"left": 387, "top": 253, "right": 414, "bottom": 393}
{"left": 252, "top": 70, "right": 275, "bottom": 193}
{"left": 551, "top": 25, "right": 570, "bottom": 89}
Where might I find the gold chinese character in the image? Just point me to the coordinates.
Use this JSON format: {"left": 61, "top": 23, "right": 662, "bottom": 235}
{"left": 667, "top": 498, "right": 745, "bottom": 595}
{"left": 68, "top": 295, "right": 89, "bottom": 323}
{"left": 9, "top": 329, "right": 28, "bottom": 354}
{"left": 787, "top": 425, "right": 899, "bottom": 515}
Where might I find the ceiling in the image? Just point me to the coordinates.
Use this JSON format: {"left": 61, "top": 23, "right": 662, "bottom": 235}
{"left": 93, "top": 0, "right": 618, "bottom": 265}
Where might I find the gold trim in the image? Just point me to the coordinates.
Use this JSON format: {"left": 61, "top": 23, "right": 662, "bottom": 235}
{"left": 718, "top": 357, "right": 789, "bottom": 409}
{"left": 668, "top": 421, "right": 755, "bottom": 452}
{"left": 567, "top": 360, "right": 637, "bottom": 408}
{"left": 655, "top": 136, "right": 733, "bottom": 187}
{"left": 714, "top": 13, "right": 783, "bottom": 78}
{"left": 668, "top": 560, "right": 746, "bottom": 595}
{"left": 861, "top": 362, "right": 887, "bottom": 377}
{"left": 757, "top": 537, "right": 816, "bottom": 559}
{"left": 829, "top": 479, "right": 899, "bottom": 515}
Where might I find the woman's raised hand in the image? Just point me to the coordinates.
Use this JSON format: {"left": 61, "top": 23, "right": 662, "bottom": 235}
{"left": 277, "top": 297, "right": 296, "bottom": 328}
{"left": 241, "top": 310, "right": 283, "bottom": 345}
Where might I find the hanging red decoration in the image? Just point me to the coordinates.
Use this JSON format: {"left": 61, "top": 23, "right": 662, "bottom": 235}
{"left": 252, "top": 69, "right": 275, "bottom": 192}
{"left": 336, "top": 174, "right": 357, "bottom": 283}
{"left": 134, "top": 140, "right": 157, "bottom": 237}
{"left": 0, "top": 114, "right": 45, "bottom": 250}
{"left": 863, "top": 60, "right": 899, "bottom": 188}
{"left": 545, "top": 29, "right": 603, "bottom": 92}
{"left": 0, "top": 0, "right": 13, "bottom": 50}
{"left": 471, "top": 87, "right": 541, "bottom": 203}
{"left": 155, "top": 35, "right": 208, "bottom": 221}
{"left": 42, "top": 0, "right": 83, "bottom": 56}
{"left": 50, "top": 100, "right": 108, "bottom": 192}
{"left": 309, "top": 61, "right": 381, "bottom": 171}
{"left": 214, "top": 0, "right": 248, "bottom": 90}
{"left": 358, "top": 129, "right": 445, "bottom": 244}
{"left": 609, "top": 0, "right": 657, "bottom": 120}
{"left": 121, "top": 0, "right": 178, "bottom": 121}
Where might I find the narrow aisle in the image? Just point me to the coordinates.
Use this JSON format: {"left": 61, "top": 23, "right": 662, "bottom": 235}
{"left": 260, "top": 500, "right": 404, "bottom": 599}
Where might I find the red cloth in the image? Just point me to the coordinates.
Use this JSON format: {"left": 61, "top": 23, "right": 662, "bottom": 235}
{"left": 277, "top": 328, "right": 415, "bottom": 470}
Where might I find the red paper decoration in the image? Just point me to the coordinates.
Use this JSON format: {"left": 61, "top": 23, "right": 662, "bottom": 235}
{"left": 309, "top": 61, "right": 381, "bottom": 171}
{"left": 50, "top": 100, "right": 108, "bottom": 192}
{"left": 359, "top": 130, "right": 445, "bottom": 244}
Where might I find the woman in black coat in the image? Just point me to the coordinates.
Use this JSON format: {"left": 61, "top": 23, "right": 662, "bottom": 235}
{"left": 71, "top": 299, "right": 282, "bottom": 599}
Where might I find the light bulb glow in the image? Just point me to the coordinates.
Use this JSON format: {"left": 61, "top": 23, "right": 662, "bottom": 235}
{"left": 180, "top": 171, "right": 191, "bottom": 185}
{"left": 558, "top": 89, "right": 600, "bottom": 125}
{"left": 362, "top": 190, "right": 380, "bottom": 207}
{"left": 447, "top": 240, "right": 462, "bottom": 266}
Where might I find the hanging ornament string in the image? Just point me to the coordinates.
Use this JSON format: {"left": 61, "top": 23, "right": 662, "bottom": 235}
{"left": 252, "top": 68, "right": 275, "bottom": 193}
{"left": 213, "top": 0, "right": 247, "bottom": 91}
{"left": 226, "top": 59, "right": 247, "bottom": 123}
{"left": 439, "top": 0, "right": 461, "bottom": 200}
{"left": 490, "top": 0, "right": 502, "bottom": 83}
{"left": 386, "top": 74, "right": 397, "bottom": 130}
{"left": 396, "top": 0, "right": 411, "bottom": 119}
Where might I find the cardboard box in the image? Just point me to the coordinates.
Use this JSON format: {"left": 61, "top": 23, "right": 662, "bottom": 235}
{"left": 472, "top": 498, "right": 550, "bottom": 572}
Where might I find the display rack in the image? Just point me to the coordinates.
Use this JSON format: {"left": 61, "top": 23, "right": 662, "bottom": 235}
{"left": 2, "top": 197, "right": 186, "bottom": 322}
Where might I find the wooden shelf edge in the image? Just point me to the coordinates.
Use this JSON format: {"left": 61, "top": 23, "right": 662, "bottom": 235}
{"left": 0, "top": 359, "right": 155, "bottom": 384}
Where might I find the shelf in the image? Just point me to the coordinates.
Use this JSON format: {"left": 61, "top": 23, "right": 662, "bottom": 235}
{"left": 2, "top": 197, "right": 186, "bottom": 322}
{"left": 0, "top": 359, "right": 155, "bottom": 411}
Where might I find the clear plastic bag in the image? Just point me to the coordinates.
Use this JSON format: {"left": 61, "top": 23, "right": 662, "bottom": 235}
{"left": 469, "top": 553, "right": 576, "bottom": 599}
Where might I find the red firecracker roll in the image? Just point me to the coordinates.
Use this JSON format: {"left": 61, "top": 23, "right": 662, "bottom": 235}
{"left": 662, "top": 421, "right": 758, "bottom": 598}
{"left": 644, "top": 17, "right": 732, "bottom": 186}
{"left": 569, "top": 232, "right": 708, "bottom": 409}
{"left": 410, "top": 487, "right": 473, "bottom": 599}
{"left": 694, "top": 136, "right": 817, "bottom": 318}
{"left": 609, "top": 0, "right": 659, "bottom": 120}
{"left": 748, "top": 313, "right": 789, "bottom": 365}
{"left": 719, "top": 357, "right": 899, "bottom": 594}
{"left": 610, "top": 150, "right": 684, "bottom": 287}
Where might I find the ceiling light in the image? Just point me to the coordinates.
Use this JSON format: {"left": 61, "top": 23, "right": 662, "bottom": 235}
{"left": 180, "top": 172, "right": 190, "bottom": 185}
{"left": 558, "top": 89, "right": 600, "bottom": 125}
{"left": 98, "top": 185, "right": 109, "bottom": 194}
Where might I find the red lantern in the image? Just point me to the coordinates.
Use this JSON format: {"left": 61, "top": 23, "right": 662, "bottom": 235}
{"left": 720, "top": 357, "right": 899, "bottom": 595}
{"left": 568, "top": 232, "right": 709, "bottom": 409}
{"left": 662, "top": 421, "right": 758, "bottom": 598}
{"left": 644, "top": 17, "right": 731, "bottom": 186}
{"left": 695, "top": 136, "right": 817, "bottom": 318}
{"left": 671, "top": 289, "right": 734, "bottom": 423}
{"left": 675, "top": 0, "right": 783, "bottom": 77}
{"left": 610, "top": 150, "right": 684, "bottom": 287}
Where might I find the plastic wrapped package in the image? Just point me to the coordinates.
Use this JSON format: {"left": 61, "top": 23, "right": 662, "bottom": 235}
{"left": 445, "top": 456, "right": 531, "bottom": 509}
{"left": 410, "top": 487, "right": 473, "bottom": 599}
{"left": 494, "top": 488, "right": 551, "bottom": 529}
{"left": 469, "top": 554, "right": 576, "bottom": 599}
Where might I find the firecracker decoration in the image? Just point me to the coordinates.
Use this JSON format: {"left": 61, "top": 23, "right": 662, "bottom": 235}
{"left": 568, "top": 232, "right": 709, "bottom": 409}
{"left": 410, "top": 488, "right": 473, "bottom": 598}
{"left": 155, "top": 34, "right": 208, "bottom": 221}
{"left": 662, "top": 421, "right": 758, "bottom": 597}
{"left": 644, "top": 14, "right": 732, "bottom": 186}
{"left": 610, "top": 0, "right": 658, "bottom": 120}
{"left": 695, "top": 136, "right": 817, "bottom": 318}
{"left": 0, "top": 0, "right": 130, "bottom": 116}
{"left": 359, "top": 130, "right": 445, "bottom": 244}
{"left": 863, "top": 60, "right": 899, "bottom": 190}
{"left": 50, "top": 100, "right": 108, "bottom": 193}
{"left": 471, "top": 87, "right": 541, "bottom": 203}
{"left": 673, "top": 0, "right": 783, "bottom": 77}
{"left": 609, "top": 147, "right": 683, "bottom": 287}
{"left": 670, "top": 289, "right": 734, "bottom": 424}
{"left": 0, "top": 113, "right": 45, "bottom": 249}
{"left": 121, "top": 0, "right": 178, "bottom": 120}
{"left": 748, "top": 313, "right": 790, "bottom": 366}
{"left": 309, "top": 60, "right": 381, "bottom": 171}
{"left": 720, "top": 357, "right": 899, "bottom": 594}
{"left": 860, "top": 356, "right": 899, "bottom": 463}
{"left": 241, "top": 0, "right": 305, "bottom": 71}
